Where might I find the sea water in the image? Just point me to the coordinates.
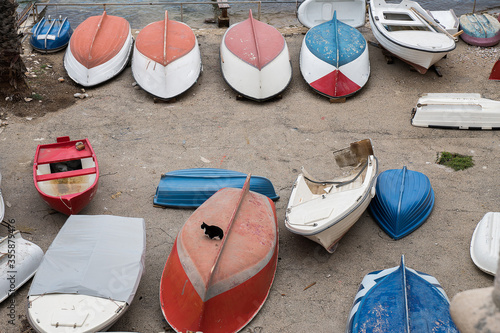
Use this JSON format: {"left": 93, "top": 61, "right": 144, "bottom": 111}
{"left": 19, "top": 0, "right": 500, "bottom": 29}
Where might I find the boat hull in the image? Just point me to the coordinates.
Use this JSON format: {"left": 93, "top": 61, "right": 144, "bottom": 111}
{"left": 300, "top": 14, "right": 370, "bottom": 99}
{"left": 64, "top": 12, "right": 133, "bottom": 87}
{"left": 369, "top": 166, "right": 434, "bottom": 240}
{"left": 297, "top": 0, "right": 366, "bottom": 29}
{"left": 0, "top": 231, "right": 43, "bottom": 303}
{"left": 411, "top": 93, "right": 500, "bottom": 130}
{"left": 428, "top": 10, "right": 459, "bottom": 35}
{"left": 33, "top": 136, "right": 99, "bottom": 215}
{"left": 220, "top": 11, "right": 292, "bottom": 101}
{"left": 285, "top": 139, "right": 378, "bottom": 252}
{"left": 368, "top": 0, "right": 456, "bottom": 74}
{"left": 459, "top": 13, "right": 500, "bottom": 47}
{"left": 470, "top": 212, "right": 500, "bottom": 276}
{"left": 154, "top": 168, "right": 279, "bottom": 208}
{"left": 132, "top": 12, "right": 202, "bottom": 99}
{"left": 347, "top": 257, "right": 458, "bottom": 332}
{"left": 160, "top": 178, "right": 278, "bottom": 332}
{"left": 30, "top": 16, "right": 72, "bottom": 53}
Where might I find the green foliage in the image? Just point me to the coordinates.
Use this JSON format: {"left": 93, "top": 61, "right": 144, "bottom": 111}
{"left": 31, "top": 92, "right": 43, "bottom": 100}
{"left": 437, "top": 151, "right": 474, "bottom": 171}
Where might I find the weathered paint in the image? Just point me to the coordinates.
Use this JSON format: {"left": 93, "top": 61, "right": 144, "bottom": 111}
{"left": 70, "top": 11, "right": 130, "bottom": 69}
{"left": 459, "top": 13, "right": 500, "bottom": 47}
{"left": 135, "top": 11, "right": 196, "bottom": 67}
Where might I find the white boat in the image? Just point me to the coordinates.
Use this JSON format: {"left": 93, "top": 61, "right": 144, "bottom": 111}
{"left": 368, "top": 0, "right": 456, "bottom": 74}
{"left": 411, "top": 93, "right": 500, "bottom": 130}
{"left": 428, "top": 9, "right": 459, "bottom": 35}
{"left": 1, "top": 231, "right": 44, "bottom": 303}
{"left": 27, "top": 215, "right": 145, "bottom": 333}
{"left": 285, "top": 139, "right": 378, "bottom": 253}
{"left": 470, "top": 212, "right": 500, "bottom": 276}
{"left": 131, "top": 11, "right": 202, "bottom": 100}
{"left": 297, "top": 0, "right": 366, "bottom": 29}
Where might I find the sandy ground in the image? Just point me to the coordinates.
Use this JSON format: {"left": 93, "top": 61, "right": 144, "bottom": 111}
{"left": 0, "top": 22, "right": 499, "bottom": 332}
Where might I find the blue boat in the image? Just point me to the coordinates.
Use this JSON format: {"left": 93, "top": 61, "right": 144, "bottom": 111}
{"left": 346, "top": 256, "right": 458, "bottom": 333}
{"left": 30, "top": 16, "right": 72, "bottom": 53}
{"left": 153, "top": 168, "right": 279, "bottom": 208}
{"left": 369, "top": 166, "right": 434, "bottom": 240}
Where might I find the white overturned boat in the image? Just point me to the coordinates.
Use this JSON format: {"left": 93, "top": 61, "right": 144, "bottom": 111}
{"left": 427, "top": 9, "right": 459, "bottom": 35}
{"left": 470, "top": 212, "right": 500, "bottom": 276}
{"left": 285, "top": 139, "right": 378, "bottom": 253}
{"left": 220, "top": 10, "right": 292, "bottom": 101}
{"left": 132, "top": 11, "right": 202, "bottom": 100}
{"left": 297, "top": 0, "right": 366, "bottom": 29}
{"left": 1, "top": 231, "right": 44, "bottom": 303}
{"left": 27, "top": 215, "right": 145, "bottom": 332}
{"left": 368, "top": 0, "right": 456, "bottom": 74}
{"left": 411, "top": 93, "right": 500, "bottom": 130}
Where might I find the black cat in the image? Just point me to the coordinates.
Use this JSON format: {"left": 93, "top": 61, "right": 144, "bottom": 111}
{"left": 201, "top": 222, "right": 224, "bottom": 240}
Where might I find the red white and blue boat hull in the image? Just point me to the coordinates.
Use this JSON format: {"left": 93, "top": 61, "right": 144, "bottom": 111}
{"left": 220, "top": 10, "right": 292, "bottom": 101}
{"left": 132, "top": 11, "right": 202, "bottom": 99}
{"left": 300, "top": 12, "right": 369, "bottom": 99}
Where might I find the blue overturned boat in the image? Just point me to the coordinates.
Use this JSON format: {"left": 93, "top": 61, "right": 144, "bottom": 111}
{"left": 30, "top": 16, "right": 72, "bottom": 53}
{"left": 346, "top": 256, "right": 458, "bottom": 333}
{"left": 369, "top": 166, "right": 434, "bottom": 240}
{"left": 153, "top": 168, "right": 279, "bottom": 208}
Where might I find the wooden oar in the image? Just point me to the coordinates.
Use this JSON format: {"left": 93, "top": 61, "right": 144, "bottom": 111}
{"left": 410, "top": 7, "right": 458, "bottom": 42}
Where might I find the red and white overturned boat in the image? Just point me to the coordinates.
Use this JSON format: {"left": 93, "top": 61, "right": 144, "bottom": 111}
{"left": 220, "top": 10, "right": 292, "bottom": 101}
{"left": 160, "top": 175, "right": 278, "bottom": 332}
{"left": 64, "top": 11, "right": 133, "bottom": 87}
{"left": 300, "top": 12, "right": 370, "bottom": 99}
{"left": 132, "top": 11, "right": 202, "bottom": 100}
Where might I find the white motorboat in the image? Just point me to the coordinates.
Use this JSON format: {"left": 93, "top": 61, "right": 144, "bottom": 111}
{"left": 411, "top": 93, "right": 500, "bottom": 130}
{"left": 285, "top": 139, "right": 378, "bottom": 253}
{"left": 368, "top": 0, "right": 456, "bottom": 74}
{"left": 297, "top": 0, "right": 366, "bottom": 29}
{"left": 470, "top": 212, "right": 500, "bottom": 276}
{"left": 27, "top": 215, "right": 145, "bottom": 332}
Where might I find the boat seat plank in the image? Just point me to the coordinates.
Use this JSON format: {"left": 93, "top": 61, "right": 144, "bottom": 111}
{"left": 36, "top": 167, "right": 96, "bottom": 182}
{"left": 37, "top": 148, "right": 93, "bottom": 165}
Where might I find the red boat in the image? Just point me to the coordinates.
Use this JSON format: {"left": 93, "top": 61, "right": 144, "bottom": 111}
{"left": 33, "top": 136, "right": 99, "bottom": 215}
{"left": 160, "top": 175, "right": 278, "bottom": 332}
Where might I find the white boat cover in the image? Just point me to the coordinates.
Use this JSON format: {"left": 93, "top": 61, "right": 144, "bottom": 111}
{"left": 28, "top": 215, "right": 145, "bottom": 304}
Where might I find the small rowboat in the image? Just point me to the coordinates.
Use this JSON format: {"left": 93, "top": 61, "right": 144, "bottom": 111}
{"left": 300, "top": 11, "right": 370, "bottom": 99}
{"left": 470, "top": 212, "right": 500, "bottom": 276}
{"left": 368, "top": 0, "right": 456, "bottom": 74}
{"left": 427, "top": 10, "right": 459, "bottom": 35}
{"left": 220, "top": 10, "right": 292, "bottom": 101}
{"left": 297, "top": 0, "right": 366, "bottom": 29}
{"left": 411, "top": 93, "right": 500, "bottom": 130}
{"left": 154, "top": 168, "right": 279, "bottom": 208}
{"left": 459, "top": 13, "right": 500, "bottom": 47}
{"left": 0, "top": 231, "right": 44, "bottom": 303}
{"left": 369, "top": 166, "right": 434, "bottom": 240}
{"left": 28, "top": 215, "right": 145, "bottom": 333}
{"left": 346, "top": 256, "right": 458, "bottom": 332}
{"left": 285, "top": 139, "right": 378, "bottom": 252}
{"left": 30, "top": 15, "right": 72, "bottom": 53}
{"left": 33, "top": 136, "right": 99, "bottom": 215}
{"left": 64, "top": 11, "right": 133, "bottom": 87}
{"left": 160, "top": 175, "right": 278, "bottom": 332}
{"left": 132, "top": 11, "right": 202, "bottom": 100}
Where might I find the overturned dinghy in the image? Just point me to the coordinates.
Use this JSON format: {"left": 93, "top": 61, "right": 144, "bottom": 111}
{"left": 369, "top": 166, "right": 434, "bottom": 240}
{"left": 459, "top": 13, "right": 500, "bottom": 47}
{"left": 154, "top": 168, "right": 279, "bottom": 208}
{"left": 30, "top": 15, "right": 72, "bottom": 53}
{"left": 297, "top": 0, "right": 366, "bottom": 29}
{"left": 411, "top": 93, "right": 500, "bottom": 130}
{"left": 300, "top": 12, "right": 370, "bottom": 99}
{"left": 347, "top": 256, "right": 458, "bottom": 332}
{"left": 220, "top": 10, "right": 292, "bottom": 101}
{"left": 285, "top": 139, "right": 378, "bottom": 253}
{"left": 64, "top": 11, "right": 133, "bottom": 87}
{"left": 27, "top": 215, "right": 145, "bottom": 333}
{"left": 160, "top": 175, "right": 278, "bottom": 332}
{"left": 132, "top": 11, "right": 202, "bottom": 100}
{"left": 470, "top": 212, "right": 500, "bottom": 276}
